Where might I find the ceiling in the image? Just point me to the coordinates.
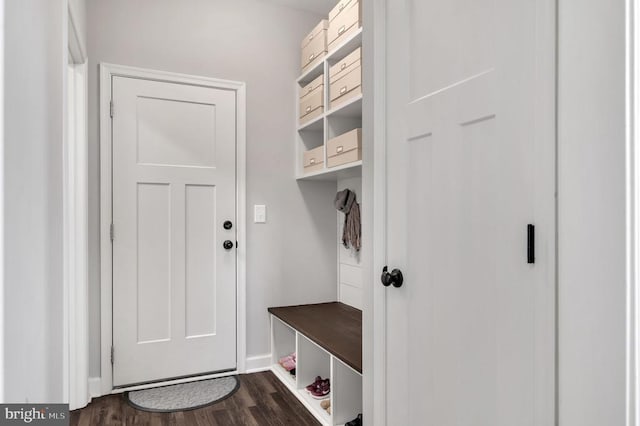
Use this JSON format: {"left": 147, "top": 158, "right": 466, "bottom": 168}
{"left": 259, "top": 0, "right": 335, "bottom": 15}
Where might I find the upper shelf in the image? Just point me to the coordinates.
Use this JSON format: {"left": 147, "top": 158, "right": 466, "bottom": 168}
{"left": 326, "top": 27, "right": 363, "bottom": 64}
{"left": 327, "top": 95, "right": 362, "bottom": 119}
{"left": 297, "top": 27, "right": 363, "bottom": 86}
{"left": 297, "top": 160, "right": 362, "bottom": 181}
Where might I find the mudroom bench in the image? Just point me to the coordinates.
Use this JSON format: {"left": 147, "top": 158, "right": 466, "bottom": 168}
{"left": 268, "top": 302, "right": 362, "bottom": 426}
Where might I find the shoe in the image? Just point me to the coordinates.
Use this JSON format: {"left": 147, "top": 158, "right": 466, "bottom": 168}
{"left": 305, "top": 376, "right": 322, "bottom": 392}
{"left": 279, "top": 353, "right": 296, "bottom": 371}
{"left": 289, "top": 368, "right": 296, "bottom": 377}
{"left": 309, "top": 379, "right": 330, "bottom": 399}
{"left": 320, "top": 400, "right": 330, "bottom": 410}
{"left": 281, "top": 358, "right": 296, "bottom": 371}
{"left": 345, "top": 413, "right": 362, "bottom": 426}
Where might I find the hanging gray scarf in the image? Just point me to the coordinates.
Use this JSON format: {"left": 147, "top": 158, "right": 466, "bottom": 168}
{"left": 334, "top": 189, "right": 361, "bottom": 251}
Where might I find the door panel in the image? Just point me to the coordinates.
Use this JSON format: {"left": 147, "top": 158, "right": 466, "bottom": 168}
{"left": 136, "top": 182, "right": 171, "bottom": 343}
{"left": 112, "top": 76, "right": 237, "bottom": 387}
{"left": 136, "top": 96, "right": 217, "bottom": 167}
{"left": 185, "top": 184, "right": 218, "bottom": 338}
{"left": 384, "top": 0, "right": 555, "bottom": 424}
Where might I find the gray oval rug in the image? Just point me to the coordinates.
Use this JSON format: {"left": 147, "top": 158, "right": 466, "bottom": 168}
{"left": 126, "top": 376, "right": 240, "bottom": 412}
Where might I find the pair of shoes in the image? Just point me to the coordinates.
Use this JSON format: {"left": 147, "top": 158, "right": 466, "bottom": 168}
{"left": 305, "top": 376, "right": 330, "bottom": 399}
{"left": 345, "top": 413, "right": 362, "bottom": 426}
{"left": 278, "top": 353, "right": 296, "bottom": 371}
{"left": 320, "top": 399, "right": 331, "bottom": 415}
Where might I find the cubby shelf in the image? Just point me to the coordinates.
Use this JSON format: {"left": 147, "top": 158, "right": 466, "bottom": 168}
{"left": 296, "top": 160, "right": 362, "bottom": 181}
{"left": 269, "top": 303, "right": 362, "bottom": 426}
{"left": 297, "top": 28, "right": 363, "bottom": 85}
{"left": 298, "top": 114, "right": 325, "bottom": 132}
{"left": 327, "top": 95, "right": 363, "bottom": 118}
{"left": 296, "top": 27, "right": 363, "bottom": 181}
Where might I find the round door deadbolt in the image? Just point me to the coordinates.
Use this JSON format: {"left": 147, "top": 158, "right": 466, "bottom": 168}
{"left": 223, "top": 240, "right": 234, "bottom": 250}
{"left": 223, "top": 220, "right": 233, "bottom": 230}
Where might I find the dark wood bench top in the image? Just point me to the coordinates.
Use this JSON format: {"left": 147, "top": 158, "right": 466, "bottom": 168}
{"left": 268, "top": 302, "right": 362, "bottom": 374}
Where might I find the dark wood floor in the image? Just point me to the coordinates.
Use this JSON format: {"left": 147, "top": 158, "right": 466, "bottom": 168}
{"left": 70, "top": 371, "right": 320, "bottom": 426}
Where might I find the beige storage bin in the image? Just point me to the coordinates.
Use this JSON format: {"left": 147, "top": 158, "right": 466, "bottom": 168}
{"left": 327, "top": 128, "right": 362, "bottom": 168}
{"left": 299, "top": 76, "right": 324, "bottom": 125}
{"left": 300, "top": 74, "right": 324, "bottom": 101}
{"left": 329, "top": 63, "right": 362, "bottom": 109}
{"left": 303, "top": 145, "right": 325, "bottom": 174}
{"left": 329, "top": 47, "right": 361, "bottom": 82}
{"left": 301, "top": 20, "right": 328, "bottom": 73}
{"left": 328, "top": 0, "right": 361, "bottom": 50}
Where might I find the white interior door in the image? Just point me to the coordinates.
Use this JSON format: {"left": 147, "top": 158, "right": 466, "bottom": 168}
{"left": 112, "top": 76, "right": 237, "bottom": 387}
{"left": 382, "top": 0, "right": 556, "bottom": 424}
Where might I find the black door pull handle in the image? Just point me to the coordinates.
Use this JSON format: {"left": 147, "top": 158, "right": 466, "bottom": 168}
{"left": 527, "top": 224, "right": 535, "bottom": 264}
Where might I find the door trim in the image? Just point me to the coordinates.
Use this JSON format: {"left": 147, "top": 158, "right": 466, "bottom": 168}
{"left": 627, "top": 0, "right": 639, "bottom": 422}
{"left": 367, "top": 0, "right": 388, "bottom": 425}
{"left": 99, "top": 63, "right": 247, "bottom": 395}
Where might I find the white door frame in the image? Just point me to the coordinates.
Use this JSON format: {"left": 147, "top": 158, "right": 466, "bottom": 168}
{"left": 66, "top": 2, "right": 89, "bottom": 410}
{"left": 66, "top": 60, "right": 89, "bottom": 409}
{"left": 99, "top": 63, "right": 247, "bottom": 394}
{"left": 628, "top": 0, "right": 639, "bottom": 423}
{"left": 366, "top": 0, "right": 387, "bottom": 424}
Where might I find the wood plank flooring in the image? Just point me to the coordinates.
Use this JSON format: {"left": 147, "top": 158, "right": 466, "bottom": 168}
{"left": 70, "top": 372, "right": 320, "bottom": 426}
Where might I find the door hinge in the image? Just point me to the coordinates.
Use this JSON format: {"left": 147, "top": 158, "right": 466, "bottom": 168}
{"left": 110, "top": 100, "right": 114, "bottom": 118}
{"left": 110, "top": 223, "right": 114, "bottom": 242}
{"left": 110, "top": 346, "right": 114, "bottom": 365}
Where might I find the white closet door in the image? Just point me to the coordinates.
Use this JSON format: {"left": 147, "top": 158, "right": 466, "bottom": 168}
{"left": 112, "top": 76, "right": 237, "bottom": 386}
{"left": 381, "top": 0, "right": 556, "bottom": 424}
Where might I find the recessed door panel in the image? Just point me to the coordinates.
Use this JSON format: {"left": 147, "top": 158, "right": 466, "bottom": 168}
{"left": 136, "top": 96, "right": 217, "bottom": 168}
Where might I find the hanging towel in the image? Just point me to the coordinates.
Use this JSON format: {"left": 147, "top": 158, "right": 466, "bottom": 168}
{"left": 334, "top": 189, "right": 361, "bottom": 251}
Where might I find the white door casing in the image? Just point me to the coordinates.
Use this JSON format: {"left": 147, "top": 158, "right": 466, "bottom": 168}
{"left": 381, "top": 0, "right": 557, "bottom": 424}
{"left": 111, "top": 75, "right": 238, "bottom": 387}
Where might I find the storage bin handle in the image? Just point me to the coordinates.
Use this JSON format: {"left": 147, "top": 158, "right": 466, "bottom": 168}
{"left": 306, "top": 106, "right": 312, "bottom": 113}
{"left": 309, "top": 53, "right": 315, "bottom": 60}
{"left": 310, "top": 158, "right": 316, "bottom": 165}
{"left": 341, "top": 63, "right": 347, "bottom": 70}
{"left": 339, "top": 3, "right": 345, "bottom": 11}
{"left": 336, "top": 146, "right": 344, "bottom": 153}
{"left": 340, "top": 86, "right": 347, "bottom": 95}
{"left": 338, "top": 25, "right": 346, "bottom": 35}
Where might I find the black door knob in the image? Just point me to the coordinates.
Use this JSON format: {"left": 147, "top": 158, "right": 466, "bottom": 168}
{"left": 381, "top": 266, "right": 404, "bottom": 288}
{"left": 223, "top": 220, "right": 233, "bottom": 230}
{"left": 223, "top": 240, "right": 234, "bottom": 250}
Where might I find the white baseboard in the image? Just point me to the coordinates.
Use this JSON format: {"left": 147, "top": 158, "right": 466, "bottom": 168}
{"left": 245, "top": 354, "right": 272, "bottom": 373}
{"left": 88, "top": 377, "right": 102, "bottom": 398}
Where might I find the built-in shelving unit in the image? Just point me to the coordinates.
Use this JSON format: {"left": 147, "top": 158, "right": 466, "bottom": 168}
{"left": 278, "top": 7, "right": 364, "bottom": 425}
{"left": 296, "top": 28, "right": 363, "bottom": 181}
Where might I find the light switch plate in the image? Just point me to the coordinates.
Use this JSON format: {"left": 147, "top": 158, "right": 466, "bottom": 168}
{"left": 254, "top": 205, "right": 266, "bottom": 223}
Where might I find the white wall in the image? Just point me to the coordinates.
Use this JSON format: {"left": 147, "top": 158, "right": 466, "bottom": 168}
{"left": 558, "top": 0, "right": 627, "bottom": 424}
{"left": 3, "top": 0, "right": 67, "bottom": 402}
{"left": 86, "top": 0, "right": 338, "bottom": 378}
